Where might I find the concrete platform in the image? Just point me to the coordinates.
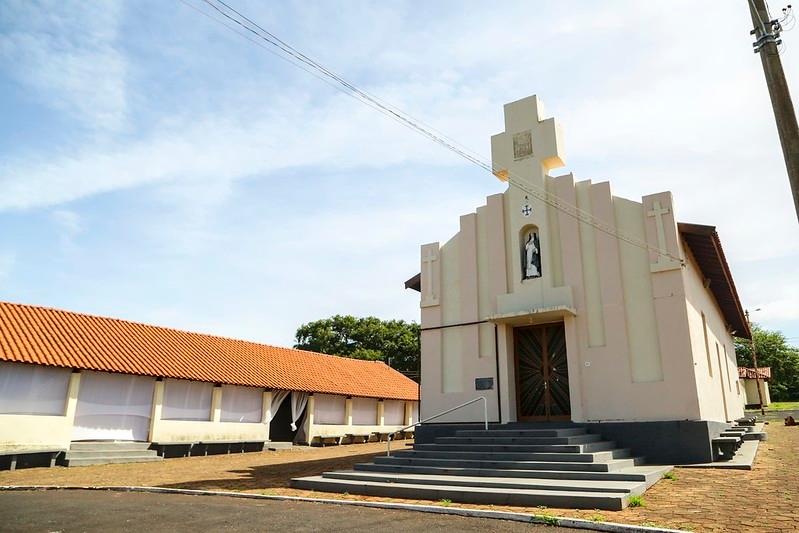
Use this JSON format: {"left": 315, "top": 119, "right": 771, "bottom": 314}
{"left": 680, "top": 440, "right": 760, "bottom": 470}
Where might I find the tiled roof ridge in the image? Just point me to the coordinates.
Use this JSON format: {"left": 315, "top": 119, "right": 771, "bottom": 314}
{"left": 0, "top": 300, "right": 386, "bottom": 368}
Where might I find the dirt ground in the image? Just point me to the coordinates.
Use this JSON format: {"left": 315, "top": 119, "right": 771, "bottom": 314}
{"left": 2, "top": 427, "right": 798, "bottom": 532}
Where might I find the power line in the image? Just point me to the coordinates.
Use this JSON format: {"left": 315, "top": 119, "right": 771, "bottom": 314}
{"left": 179, "top": 0, "right": 685, "bottom": 264}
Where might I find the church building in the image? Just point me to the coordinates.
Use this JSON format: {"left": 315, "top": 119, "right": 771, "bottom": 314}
{"left": 407, "top": 95, "right": 750, "bottom": 464}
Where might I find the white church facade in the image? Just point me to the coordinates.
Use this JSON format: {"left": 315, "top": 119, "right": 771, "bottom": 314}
{"left": 407, "top": 96, "right": 750, "bottom": 463}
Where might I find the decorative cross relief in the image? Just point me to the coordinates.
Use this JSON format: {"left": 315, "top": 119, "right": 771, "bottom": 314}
{"left": 647, "top": 200, "right": 681, "bottom": 273}
{"left": 421, "top": 248, "right": 440, "bottom": 307}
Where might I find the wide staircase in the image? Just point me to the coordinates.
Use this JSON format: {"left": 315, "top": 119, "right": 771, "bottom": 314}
{"left": 291, "top": 424, "right": 671, "bottom": 510}
{"left": 62, "top": 441, "right": 163, "bottom": 467}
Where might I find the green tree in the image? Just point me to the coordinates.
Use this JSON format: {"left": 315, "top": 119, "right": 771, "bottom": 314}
{"left": 735, "top": 324, "right": 799, "bottom": 402}
{"left": 294, "top": 315, "right": 420, "bottom": 379}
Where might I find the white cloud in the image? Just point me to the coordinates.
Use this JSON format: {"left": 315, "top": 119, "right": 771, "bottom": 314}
{"left": 0, "top": 0, "right": 127, "bottom": 131}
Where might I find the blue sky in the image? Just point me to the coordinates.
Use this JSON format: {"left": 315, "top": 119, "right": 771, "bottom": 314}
{"left": 1, "top": 0, "right": 797, "bottom": 348}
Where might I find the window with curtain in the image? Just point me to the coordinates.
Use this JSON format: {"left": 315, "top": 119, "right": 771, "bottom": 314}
{"left": 162, "top": 379, "right": 214, "bottom": 421}
{"left": 313, "top": 393, "right": 346, "bottom": 425}
{"left": 351, "top": 397, "right": 378, "bottom": 425}
{"left": 0, "top": 361, "right": 71, "bottom": 416}
{"left": 220, "top": 384, "right": 263, "bottom": 423}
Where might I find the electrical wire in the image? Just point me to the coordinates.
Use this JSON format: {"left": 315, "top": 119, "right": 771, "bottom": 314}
{"left": 178, "top": 0, "right": 685, "bottom": 264}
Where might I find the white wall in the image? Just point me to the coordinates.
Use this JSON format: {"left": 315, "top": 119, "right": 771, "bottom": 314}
{"left": 0, "top": 366, "right": 419, "bottom": 448}
{"left": 682, "top": 248, "right": 745, "bottom": 422}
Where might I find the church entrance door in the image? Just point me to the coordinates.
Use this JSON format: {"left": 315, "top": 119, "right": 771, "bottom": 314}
{"left": 514, "top": 323, "right": 571, "bottom": 421}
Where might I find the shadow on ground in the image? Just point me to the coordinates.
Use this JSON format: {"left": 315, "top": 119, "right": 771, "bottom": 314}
{"left": 157, "top": 450, "right": 383, "bottom": 491}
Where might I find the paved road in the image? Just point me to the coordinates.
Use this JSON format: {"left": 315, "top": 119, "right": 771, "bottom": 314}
{"left": 0, "top": 490, "right": 570, "bottom": 532}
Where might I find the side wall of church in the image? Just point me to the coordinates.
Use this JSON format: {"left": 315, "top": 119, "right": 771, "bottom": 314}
{"left": 682, "top": 247, "right": 745, "bottom": 422}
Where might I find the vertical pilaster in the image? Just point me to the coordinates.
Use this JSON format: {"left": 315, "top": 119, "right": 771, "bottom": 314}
{"left": 404, "top": 401, "right": 413, "bottom": 426}
{"left": 377, "top": 399, "right": 385, "bottom": 427}
{"left": 149, "top": 379, "right": 164, "bottom": 442}
{"left": 262, "top": 390, "right": 272, "bottom": 441}
{"left": 304, "top": 394, "right": 315, "bottom": 444}
{"left": 345, "top": 397, "right": 353, "bottom": 427}
{"left": 211, "top": 385, "right": 222, "bottom": 422}
{"left": 65, "top": 371, "right": 81, "bottom": 443}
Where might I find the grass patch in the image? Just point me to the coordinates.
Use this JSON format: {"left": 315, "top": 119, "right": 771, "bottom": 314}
{"left": 438, "top": 499, "right": 452, "bottom": 506}
{"left": 627, "top": 495, "right": 645, "bottom": 507}
{"left": 767, "top": 401, "right": 799, "bottom": 411}
{"left": 662, "top": 470, "right": 678, "bottom": 481}
{"left": 589, "top": 514, "right": 605, "bottom": 522}
{"left": 537, "top": 515, "right": 559, "bottom": 526}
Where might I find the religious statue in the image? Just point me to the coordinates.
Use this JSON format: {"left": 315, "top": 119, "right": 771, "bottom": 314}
{"left": 523, "top": 230, "right": 542, "bottom": 280}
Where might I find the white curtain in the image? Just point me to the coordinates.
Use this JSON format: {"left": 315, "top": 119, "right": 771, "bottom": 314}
{"left": 269, "top": 390, "right": 290, "bottom": 423}
{"left": 162, "top": 379, "right": 213, "bottom": 421}
{"left": 313, "top": 393, "right": 346, "bottom": 425}
{"left": 384, "top": 400, "right": 405, "bottom": 425}
{"left": 352, "top": 397, "right": 378, "bottom": 425}
{"left": 0, "top": 362, "right": 71, "bottom": 416}
{"left": 72, "top": 371, "right": 155, "bottom": 441}
{"left": 290, "top": 391, "right": 308, "bottom": 431}
{"left": 220, "top": 384, "right": 263, "bottom": 423}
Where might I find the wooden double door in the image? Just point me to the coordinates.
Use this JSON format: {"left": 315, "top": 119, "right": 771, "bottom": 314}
{"left": 514, "top": 323, "right": 571, "bottom": 421}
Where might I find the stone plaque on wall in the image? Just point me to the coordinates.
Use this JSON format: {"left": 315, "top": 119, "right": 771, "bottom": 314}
{"left": 513, "top": 130, "right": 533, "bottom": 160}
{"left": 475, "top": 377, "right": 494, "bottom": 390}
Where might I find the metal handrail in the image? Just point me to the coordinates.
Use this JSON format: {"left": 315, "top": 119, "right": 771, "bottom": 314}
{"left": 386, "top": 396, "right": 488, "bottom": 456}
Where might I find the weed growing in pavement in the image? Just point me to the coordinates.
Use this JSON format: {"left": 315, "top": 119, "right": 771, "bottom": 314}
{"left": 589, "top": 514, "right": 605, "bottom": 522}
{"left": 662, "top": 470, "right": 677, "bottom": 481}
{"left": 438, "top": 499, "right": 452, "bottom": 506}
{"left": 538, "top": 515, "right": 559, "bottom": 526}
{"left": 627, "top": 495, "right": 645, "bottom": 507}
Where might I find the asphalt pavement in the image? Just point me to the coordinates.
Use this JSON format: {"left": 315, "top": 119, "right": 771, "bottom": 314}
{"left": 0, "top": 489, "right": 572, "bottom": 532}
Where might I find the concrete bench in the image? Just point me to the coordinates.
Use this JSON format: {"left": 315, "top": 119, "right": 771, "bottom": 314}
{"left": 712, "top": 436, "right": 741, "bottom": 461}
{"left": 195, "top": 440, "right": 265, "bottom": 455}
{"left": 344, "top": 434, "right": 371, "bottom": 444}
{"left": 0, "top": 448, "right": 64, "bottom": 471}
{"left": 312, "top": 436, "right": 343, "bottom": 447}
{"left": 371, "top": 432, "right": 393, "bottom": 442}
{"left": 151, "top": 442, "right": 195, "bottom": 458}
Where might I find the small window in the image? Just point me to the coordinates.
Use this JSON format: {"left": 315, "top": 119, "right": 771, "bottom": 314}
{"left": 702, "top": 313, "right": 712, "bottom": 377}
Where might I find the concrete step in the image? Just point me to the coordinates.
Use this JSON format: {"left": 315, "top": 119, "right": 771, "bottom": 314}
{"left": 290, "top": 476, "right": 631, "bottom": 510}
{"left": 456, "top": 428, "right": 587, "bottom": 438}
{"left": 64, "top": 449, "right": 160, "bottom": 459}
{"left": 393, "top": 449, "right": 632, "bottom": 463}
{"left": 414, "top": 442, "right": 618, "bottom": 453}
{"left": 63, "top": 455, "right": 163, "bottom": 467}
{"left": 69, "top": 441, "right": 152, "bottom": 452}
{"left": 354, "top": 462, "right": 669, "bottom": 484}
{"left": 742, "top": 432, "right": 768, "bottom": 441}
{"left": 435, "top": 434, "right": 603, "bottom": 445}
{"left": 322, "top": 470, "right": 647, "bottom": 495}
{"left": 374, "top": 455, "right": 643, "bottom": 472}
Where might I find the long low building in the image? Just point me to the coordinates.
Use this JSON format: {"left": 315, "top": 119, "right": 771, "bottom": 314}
{"left": 0, "top": 301, "right": 419, "bottom": 459}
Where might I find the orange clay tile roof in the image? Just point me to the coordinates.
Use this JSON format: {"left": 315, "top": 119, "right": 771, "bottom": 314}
{"left": 0, "top": 301, "right": 419, "bottom": 401}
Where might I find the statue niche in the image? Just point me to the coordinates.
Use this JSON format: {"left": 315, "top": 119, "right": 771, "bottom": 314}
{"left": 521, "top": 227, "right": 542, "bottom": 280}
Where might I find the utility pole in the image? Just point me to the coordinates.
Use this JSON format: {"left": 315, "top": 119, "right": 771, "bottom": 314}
{"left": 745, "top": 309, "right": 766, "bottom": 416}
{"left": 748, "top": 0, "right": 799, "bottom": 223}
